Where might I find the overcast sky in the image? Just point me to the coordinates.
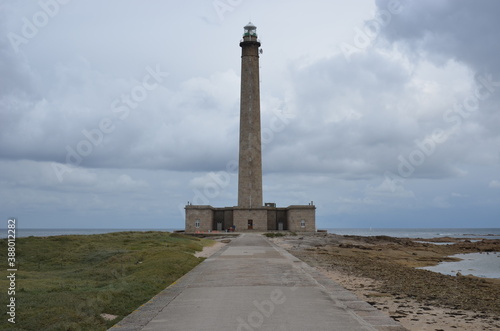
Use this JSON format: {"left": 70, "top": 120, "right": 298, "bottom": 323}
{"left": 1, "top": 0, "right": 499, "bottom": 230}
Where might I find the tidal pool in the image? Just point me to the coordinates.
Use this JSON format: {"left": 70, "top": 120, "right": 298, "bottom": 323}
{"left": 418, "top": 252, "right": 500, "bottom": 279}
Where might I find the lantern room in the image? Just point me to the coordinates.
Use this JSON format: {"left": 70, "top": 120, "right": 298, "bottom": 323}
{"left": 243, "top": 22, "right": 258, "bottom": 40}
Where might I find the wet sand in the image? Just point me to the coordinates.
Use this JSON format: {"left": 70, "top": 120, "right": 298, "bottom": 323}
{"left": 270, "top": 233, "right": 500, "bottom": 331}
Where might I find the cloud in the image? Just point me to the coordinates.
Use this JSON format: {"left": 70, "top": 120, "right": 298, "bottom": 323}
{"left": 1, "top": 1, "right": 499, "bottom": 229}
{"left": 0, "top": 60, "right": 240, "bottom": 173}
{"left": 366, "top": 178, "right": 415, "bottom": 198}
{"left": 489, "top": 180, "right": 500, "bottom": 188}
{"left": 375, "top": 0, "right": 500, "bottom": 144}
{"left": 375, "top": 0, "right": 500, "bottom": 71}
{"left": 262, "top": 48, "right": 481, "bottom": 182}
{"left": 432, "top": 196, "right": 451, "bottom": 209}
{"left": 116, "top": 174, "right": 148, "bottom": 191}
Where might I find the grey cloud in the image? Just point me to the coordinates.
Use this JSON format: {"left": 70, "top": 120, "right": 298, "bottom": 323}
{"left": 374, "top": 0, "right": 500, "bottom": 169}
{"left": 1, "top": 1, "right": 499, "bottom": 229}
{"left": 263, "top": 49, "right": 455, "bottom": 179}
{"left": 375, "top": 0, "right": 500, "bottom": 73}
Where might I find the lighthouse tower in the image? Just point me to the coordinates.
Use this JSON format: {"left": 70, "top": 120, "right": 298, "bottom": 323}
{"left": 238, "top": 22, "right": 263, "bottom": 209}
{"left": 184, "top": 23, "right": 316, "bottom": 233}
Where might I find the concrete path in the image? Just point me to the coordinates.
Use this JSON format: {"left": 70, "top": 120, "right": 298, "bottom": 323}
{"left": 111, "top": 234, "right": 406, "bottom": 331}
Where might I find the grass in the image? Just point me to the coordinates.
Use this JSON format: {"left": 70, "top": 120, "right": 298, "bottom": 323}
{"left": 0, "top": 231, "right": 213, "bottom": 331}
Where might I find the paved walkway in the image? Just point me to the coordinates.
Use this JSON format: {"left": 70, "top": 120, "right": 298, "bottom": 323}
{"left": 111, "top": 234, "right": 406, "bottom": 331}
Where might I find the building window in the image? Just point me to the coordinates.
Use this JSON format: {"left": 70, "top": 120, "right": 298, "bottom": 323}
{"left": 195, "top": 219, "right": 201, "bottom": 228}
{"left": 300, "top": 220, "right": 306, "bottom": 228}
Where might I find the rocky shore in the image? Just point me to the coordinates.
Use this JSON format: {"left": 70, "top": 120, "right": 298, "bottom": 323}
{"left": 270, "top": 233, "right": 500, "bottom": 331}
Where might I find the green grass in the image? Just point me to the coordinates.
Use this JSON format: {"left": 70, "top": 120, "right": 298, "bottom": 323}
{"left": 0, "top": 231, "right": 213, "bottom": 331}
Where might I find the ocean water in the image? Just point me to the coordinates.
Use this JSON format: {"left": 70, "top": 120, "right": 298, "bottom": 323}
{"left": 418, "top": 252, "right": 500, "bottom": 279}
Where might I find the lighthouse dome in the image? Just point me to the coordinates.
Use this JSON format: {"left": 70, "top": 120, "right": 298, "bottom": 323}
{"left": 243, "top": 22, "right": 257, "bottom": 37}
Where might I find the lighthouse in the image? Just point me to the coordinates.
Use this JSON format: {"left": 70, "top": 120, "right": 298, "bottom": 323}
{"left": 184, "top": 23, "right": 316, "bottom": 233}
{"left": 238, "top": 22, "right": 263, "bottom": 209}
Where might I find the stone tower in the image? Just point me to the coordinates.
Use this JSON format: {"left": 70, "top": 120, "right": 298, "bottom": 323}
{"left": 238, "top": 22, "right": 263, "bottom": 208}
{"left": 184, "top": 23, "right": 316, "bottom": 233}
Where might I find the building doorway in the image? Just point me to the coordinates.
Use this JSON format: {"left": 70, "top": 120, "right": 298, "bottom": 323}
{"left": 217, "top": 221, "right": 222, "bottom": 231}
{"left": 278, "top": 222, "right": 283, "bottom": 231}
{"left": 247, "top": 219, "right": 253, "bottom": 230}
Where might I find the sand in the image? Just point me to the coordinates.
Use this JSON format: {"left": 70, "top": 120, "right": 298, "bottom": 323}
{"left": 194, "top": 240, "right": 227, "bottom": 258}
{"left": 270, "top": 234, "right": 500, "bottom": 331}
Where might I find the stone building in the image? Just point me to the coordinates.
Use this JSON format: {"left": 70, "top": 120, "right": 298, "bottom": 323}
{"left": 185, "top": 23, "right": 316, "bottom": 232}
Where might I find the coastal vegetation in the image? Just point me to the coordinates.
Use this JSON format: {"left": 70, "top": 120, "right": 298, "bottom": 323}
{"left": 0, "top": 231, "right": 213, "bottom": 330}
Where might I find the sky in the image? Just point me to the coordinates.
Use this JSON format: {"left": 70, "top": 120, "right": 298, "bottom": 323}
{"left": 1, "top": 0, "right": 499, "bottom": 230}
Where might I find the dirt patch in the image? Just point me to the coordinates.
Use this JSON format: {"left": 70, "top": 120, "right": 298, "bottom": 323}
{"left": 194, "top": 241, "right": 226, "bottom": 258}
{"left": 100, "top": 313, "right": 118, "bottom": 321}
